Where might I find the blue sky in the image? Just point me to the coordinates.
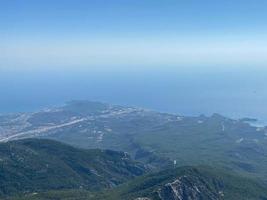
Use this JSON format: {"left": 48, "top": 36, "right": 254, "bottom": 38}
{"left": 1, "top": 0, "right": 267, "bottom": 70}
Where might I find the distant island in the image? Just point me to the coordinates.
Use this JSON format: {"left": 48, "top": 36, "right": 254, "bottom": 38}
{"left": 239, "top": 117, "right": 258, "bottom": 122}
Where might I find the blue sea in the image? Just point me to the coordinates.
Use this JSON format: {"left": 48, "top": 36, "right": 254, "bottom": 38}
{"left": 1, "top": 67, "right": 267, "bottom": 124}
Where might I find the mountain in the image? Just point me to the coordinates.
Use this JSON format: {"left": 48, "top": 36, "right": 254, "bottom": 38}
{"left": 100, "top": 166, "right": 267, "bottom": 200}
{"left": 10, "top": 166, "right": 267, "bottom": 200}
{"left": 1, "top": 137, "right": 266, "bottom": 200}
{"left": 0, "top": 139, "right": 146, "bottom": 197}
{"left": 1, "top": 101, "right": 267, "bottom": 180}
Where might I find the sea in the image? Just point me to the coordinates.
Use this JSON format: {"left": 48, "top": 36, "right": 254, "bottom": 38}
{"left": 1, "top": 66, "right": 266, "bottom": 125}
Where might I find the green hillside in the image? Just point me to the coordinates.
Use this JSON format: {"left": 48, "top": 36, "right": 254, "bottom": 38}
{"left": 0, "top": 139, "right": 146, "bottom": 197}
{"left": 2, "top": 101, "right": 267, "bottom": 181}
{"left": 10, "top": 166, "right": 267, "bottom": 200}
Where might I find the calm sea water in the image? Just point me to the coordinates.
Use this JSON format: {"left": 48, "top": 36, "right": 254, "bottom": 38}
{"left": 1, "top": 67, "right": 266, "bottom": 124}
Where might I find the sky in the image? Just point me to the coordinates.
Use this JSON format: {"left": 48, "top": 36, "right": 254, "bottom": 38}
{"left": 1, "top": 0, "right": 267, "bottom": 120}
{"left": 1, "top": 0, "right": 267, "bottom": 71}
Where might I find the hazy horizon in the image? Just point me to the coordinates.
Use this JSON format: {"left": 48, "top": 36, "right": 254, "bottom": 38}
{"left": 1, "top": 0, "right": 267, "bottom": 122}
{"left": 2, "top": 0, "right": 267, "bottom": 69}
{"left": 1, "top": 67, "right": 267, "bottom": 125}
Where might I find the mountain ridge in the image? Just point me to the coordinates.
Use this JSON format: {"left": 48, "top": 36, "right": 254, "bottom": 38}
{"left": 0, "top": 138, "right": 147, "bottom": 197}
{"left": 1, "top": 101, "right": 267, "bottom": 180}
{"left": 9, "top": 165, "right": 267, "bottom": 200}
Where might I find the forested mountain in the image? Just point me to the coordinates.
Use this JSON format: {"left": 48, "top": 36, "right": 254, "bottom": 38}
{"left": 1, "top": 101, "right": 267, "bottom": 180}
{"left": 0, "top": 139, "right": 146, "bottom": 197}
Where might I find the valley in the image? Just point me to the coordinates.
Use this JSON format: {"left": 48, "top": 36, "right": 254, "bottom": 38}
{"left": 1, "top": 101, "right": 267, "bottom": 199}
{"left": 2, "top": 139, "right": 267, "bottom": 200}
{"left": 1, "top": 101, "right": 267, "bottom": 181}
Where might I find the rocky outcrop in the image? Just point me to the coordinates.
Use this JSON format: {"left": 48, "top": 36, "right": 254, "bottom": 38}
{"left": 157, "top": 175, "right": 223, "bottom": 200}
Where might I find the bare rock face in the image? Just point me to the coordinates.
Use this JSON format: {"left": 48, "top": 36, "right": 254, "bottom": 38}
{"left": 157, "top": 175, "right": 223, "bottom": 200}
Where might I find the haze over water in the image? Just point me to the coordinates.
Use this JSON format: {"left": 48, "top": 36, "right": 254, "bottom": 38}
{"left": 1, "top": 67, "right": 266, "bottom": 124}
{"left": 1, "top": 1, "right": 267, "bottom": 124}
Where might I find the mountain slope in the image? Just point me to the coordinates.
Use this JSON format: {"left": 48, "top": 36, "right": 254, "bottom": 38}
{"left": 1, "top": 101, "right": 267, "bottom": 180}
{"left": 10, "top": 166, "right": 267, "bottom": 200}
{"left": 97, "top": 166, "right": 267, "bottom": 200}
{"left": 0, "top": 139, "right": 146, "bottom": 197}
